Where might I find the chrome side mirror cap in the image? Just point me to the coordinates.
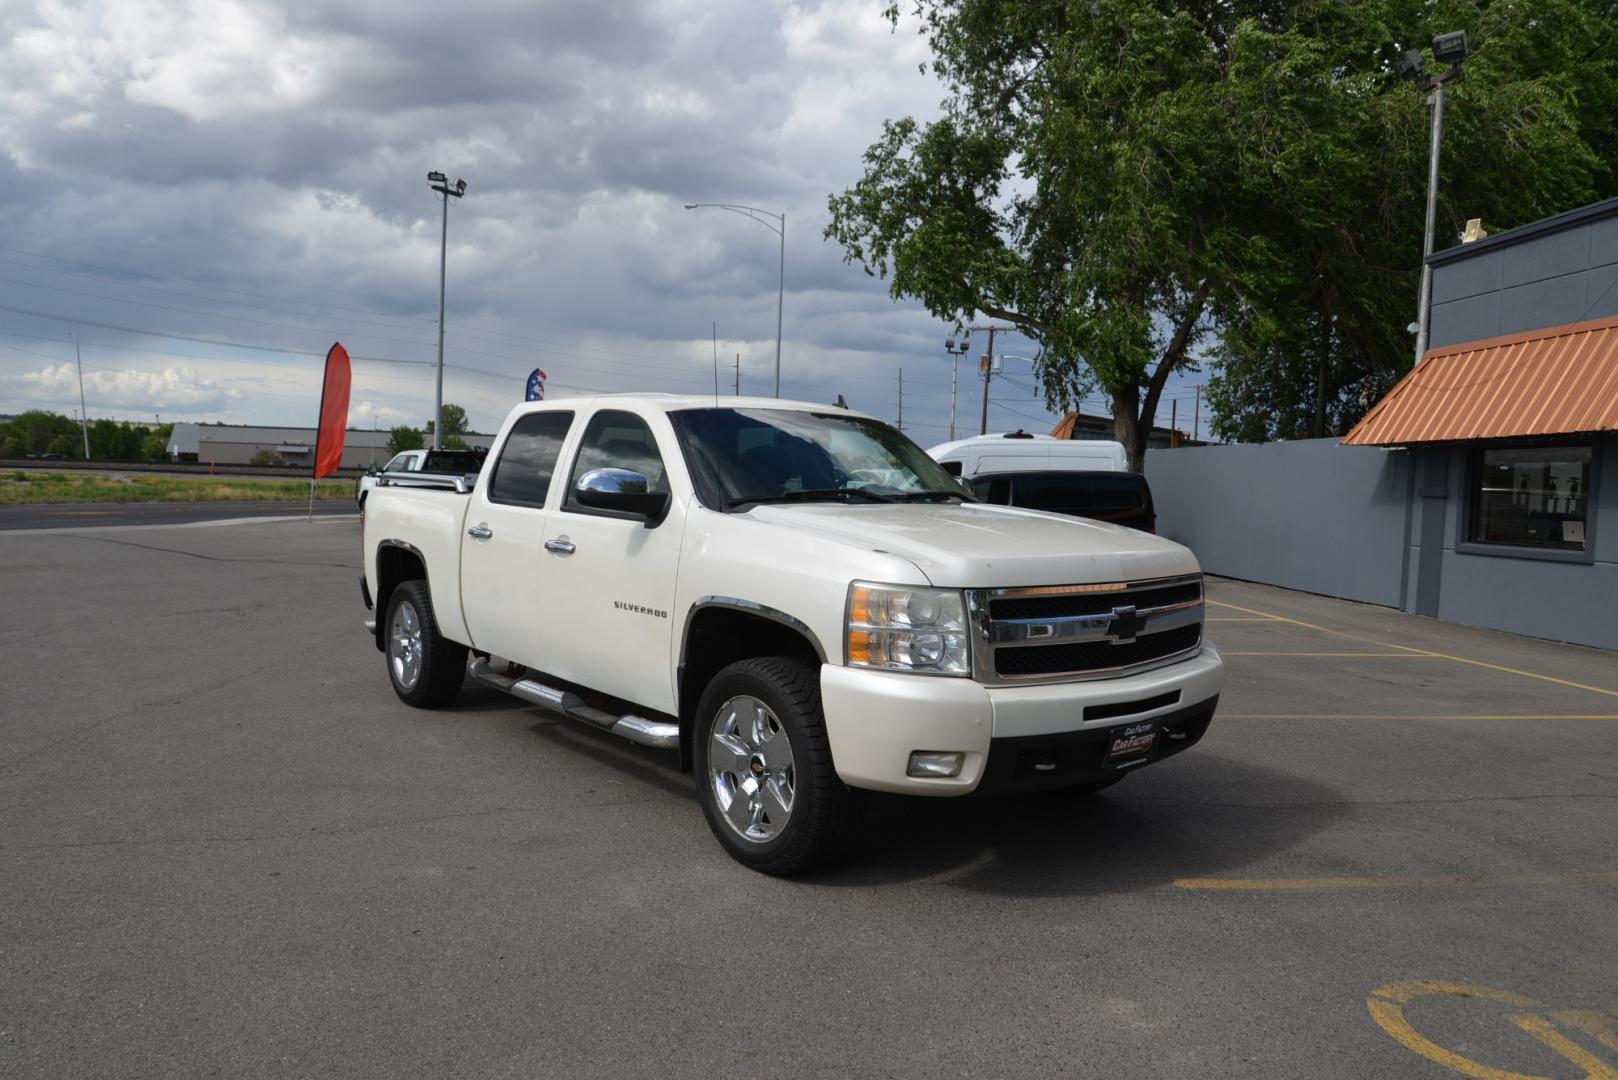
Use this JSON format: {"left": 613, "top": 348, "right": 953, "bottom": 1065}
{"left": 574, "top": 468, "right": 669, "bottom": 524}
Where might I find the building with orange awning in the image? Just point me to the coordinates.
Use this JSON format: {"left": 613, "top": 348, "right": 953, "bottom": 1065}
{"left": 1339, "top": 197, "right": 1617, "bottom": 648}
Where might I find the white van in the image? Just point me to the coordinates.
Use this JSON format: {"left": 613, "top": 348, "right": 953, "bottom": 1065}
{"left": 926, "top": 431, "right": 1129, "bottom": 478}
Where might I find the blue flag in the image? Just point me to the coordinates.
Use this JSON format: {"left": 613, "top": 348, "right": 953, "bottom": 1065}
{"left": 525, "top": 368, "right": 547, "bottom": 401}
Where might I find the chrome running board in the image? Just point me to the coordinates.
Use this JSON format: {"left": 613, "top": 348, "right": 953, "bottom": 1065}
{"left": 465, "top": 657, "right": 680, "bottom": 750}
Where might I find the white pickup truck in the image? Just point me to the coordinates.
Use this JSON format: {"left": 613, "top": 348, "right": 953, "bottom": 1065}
{"left": 361, "top": 395, "right": 1223, "bottom": 874}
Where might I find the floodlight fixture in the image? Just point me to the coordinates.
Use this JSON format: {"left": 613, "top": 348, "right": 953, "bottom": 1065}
{"left": 1395, "top": 49, "right": 1427, "bottom": 83}
{"left": 427, "top": 170, "right": 446, "bottom": 183}
{"left": 1432, "top": 30, "right": 1469, "bottom": 65}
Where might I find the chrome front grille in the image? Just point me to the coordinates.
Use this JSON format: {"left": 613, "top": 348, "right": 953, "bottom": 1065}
{"left": 966, "top": 574, "right": 1204, "bottom": 684}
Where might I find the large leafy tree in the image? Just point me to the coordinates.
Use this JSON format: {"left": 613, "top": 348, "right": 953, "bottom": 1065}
{"left": 827, "top": 0, "right": 1618, "bottom": 464}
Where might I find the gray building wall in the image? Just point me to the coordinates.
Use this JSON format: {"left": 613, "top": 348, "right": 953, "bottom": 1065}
{"left": 1143, "top": 199, "right": 1617, "bottom": 651}
{"left": 1405, "top": 437, "right": 1617, "bottom": 652}
{"left": 1429, "top": 197, "right": 1618, "bottom": 349}
{"left": 1144, "top": 438, "right": 1410, "bottom": 607}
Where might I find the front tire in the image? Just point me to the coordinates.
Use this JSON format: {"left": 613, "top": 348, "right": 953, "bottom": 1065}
{"left": 384, "top": 580, "right": 467, "bottom": 708}
{"left": 693, "top": 657, "right": 854, "bottom": 876}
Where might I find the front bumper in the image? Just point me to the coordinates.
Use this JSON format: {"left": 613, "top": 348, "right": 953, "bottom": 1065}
{"left": 819, "top": 643, "right": 1223, "bottom": 795}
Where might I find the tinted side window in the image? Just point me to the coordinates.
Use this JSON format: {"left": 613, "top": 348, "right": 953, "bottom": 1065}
{"left": 489, "top": 412, "right": 574, "bottom": 507}
{"left": 564, "top": 410, "right": 669, "bottom": 511}
{"left": 972, "top": 477, "right": 1013, "bottom": 503}
{"left": 1090, "top": 474, "right": 1147, "bottom": 509}
{"left": 939, "top": 460, "right": 962, "bottom": 477}
{"left": 1012, "top": 476, "right": 1092, "bottom": 513}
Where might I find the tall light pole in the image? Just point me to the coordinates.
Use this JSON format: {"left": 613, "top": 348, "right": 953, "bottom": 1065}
{"left": 68, "top": 331, "right": 89, "bottom": 459}
{"left": 684, "top": 203, "right": 785, "bottom": 397}
{"left": 428, "top": 171, "right": 467, "bottom": 449}
{"left": 1396, "top": 31, "right": 1470, "bottom": 364}
{"left": 943, "top": 337, "right": 971, "bottom": 440}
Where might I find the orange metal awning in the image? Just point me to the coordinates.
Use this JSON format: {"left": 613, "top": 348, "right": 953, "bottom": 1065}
{"left": 1342, "top": 314, "right": 1618, "bottom": 446}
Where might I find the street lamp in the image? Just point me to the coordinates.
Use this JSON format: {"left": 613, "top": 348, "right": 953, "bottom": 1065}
{"left": 428, "top": 171, "right": 468, "bottom": 449}
{"left": 1398, "top": 31, "right": 1470, "bottom": 364}
{"left": 943, "top": 337, "right": 971, "bottom": 440}
{"left": 67, "top": 331, "right": 89, "bottom": 459}
{"left": 684, "top": 203, "right": 785, "bottom": 397}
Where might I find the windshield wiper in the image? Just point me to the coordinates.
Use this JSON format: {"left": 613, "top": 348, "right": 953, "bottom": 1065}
{"left": 727, "top": 487, "right": 899, "bottom": 509}
{"left": 898, "top": 490, "right": 970, "bottom": 502}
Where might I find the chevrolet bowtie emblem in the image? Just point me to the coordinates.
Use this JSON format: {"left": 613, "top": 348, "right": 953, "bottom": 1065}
{"left": 1107, "top": 604, "right": 1141, "bottom": 644}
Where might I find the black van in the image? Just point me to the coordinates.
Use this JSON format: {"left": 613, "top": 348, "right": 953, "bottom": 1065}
{"left": 969, "top": 471, "right": 1157, "bottom": 532}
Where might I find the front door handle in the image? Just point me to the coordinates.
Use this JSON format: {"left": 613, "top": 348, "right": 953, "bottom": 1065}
{"left": 544, "top": 538, "right": 576, "bottom": 555}
{"left": 467, "top": 524, "right": 493, "bottom": 540}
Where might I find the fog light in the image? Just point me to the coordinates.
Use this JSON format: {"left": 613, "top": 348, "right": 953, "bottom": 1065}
{"left": 907, "top": 751, "right": 964, "bottom": 778}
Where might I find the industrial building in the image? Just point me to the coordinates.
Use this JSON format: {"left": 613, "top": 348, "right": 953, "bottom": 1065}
{"left": 165, "top": 424, "right": 496, "bottom": 468}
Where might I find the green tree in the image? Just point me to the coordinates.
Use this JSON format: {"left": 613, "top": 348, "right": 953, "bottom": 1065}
{"left": 46, "top": 435, "right": 73, "bottom": 456}
{"left": 387, "top": 426, "right": 425, "bottom": 456}
{"left": 141, "top": 434, "right": 168, "bottom": 461}
{"left": 1, "top": 436, "right": 21, "bottom": 458}
{"left": 827, "top": 0, "right": 1618, "bottom": 464}
{"left": 423, "top": 403, "right": 469, "bottom": 438}
{"left": 248, "top": 449, "right": 279, "bottom": 466}
{"left": 441, "top": 435, "right": 470, "bottom": 451}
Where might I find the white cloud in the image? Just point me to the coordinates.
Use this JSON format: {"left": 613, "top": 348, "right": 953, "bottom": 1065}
{"left": 3, "top": 363, "right": 240, "bottom": 409}
{"left": 0, "top": 0, "right": 1086, "bottom": 437}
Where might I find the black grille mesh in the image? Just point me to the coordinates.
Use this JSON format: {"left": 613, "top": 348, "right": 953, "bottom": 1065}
{"left": 990, "top": 580, "right": 1202, "bottom": 621}
{"left": 993, "top": 623, "right": 1202, "bottom": 677}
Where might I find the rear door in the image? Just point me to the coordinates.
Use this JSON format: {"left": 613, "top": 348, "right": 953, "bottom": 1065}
{"left": 533, "top": 407, "right": 686, "bottom": 714}
{"left": 460, "top": 410, "right": 575, "bottom": 663}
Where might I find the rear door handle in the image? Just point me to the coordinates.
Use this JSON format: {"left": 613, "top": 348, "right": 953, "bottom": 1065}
{"left": 467, "top": 524, "right": 493, "bottom": 540}
{"left": 544, "top": 538, "right": 576, "bottom": 554}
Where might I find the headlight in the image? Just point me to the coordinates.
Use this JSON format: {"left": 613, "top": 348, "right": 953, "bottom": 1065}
{"left": 845, "top": 582, "right": 970, "bottom": 676}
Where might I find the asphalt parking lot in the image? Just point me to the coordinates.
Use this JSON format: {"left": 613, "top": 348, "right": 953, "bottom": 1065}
{"left": 2, "top": 518, "right": 1615, "bottom": 1079}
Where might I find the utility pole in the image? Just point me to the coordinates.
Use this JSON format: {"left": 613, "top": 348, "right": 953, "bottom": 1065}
{"left": 967, "top": 324, "right": 1014, "bottom": 436}
{"left": 735, "top": 353, "right": 741, "bottom": 395}
{"left": 68, "top": 332, "right": 89, "bottom": 459}
{"left": 427, "top": 171, "right": 468, "bottom": 450}
{"left": 1170, "top": 399, "right": 1179, "bottom": 448}
{"left": 896, "top": 367, "right": 904, "bottom": 432}
{"left": 1193, "top": 386, "right": 1201, "bottom": 443}
{"left": 943, "top": 337, "right": 970, "bottom": 441}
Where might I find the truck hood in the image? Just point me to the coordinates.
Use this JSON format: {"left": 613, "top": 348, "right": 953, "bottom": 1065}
{"left": 747, "top": 502, "right": 1198, "bottom": 588}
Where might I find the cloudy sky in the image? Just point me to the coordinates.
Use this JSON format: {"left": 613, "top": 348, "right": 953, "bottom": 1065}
{"left": 0, "top": 0, "right": 1202, "bottom": 446}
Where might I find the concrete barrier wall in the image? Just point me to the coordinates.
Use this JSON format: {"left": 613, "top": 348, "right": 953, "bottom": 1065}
{"left": 1144, "top": 438, "right": 1410, "bottom": 607}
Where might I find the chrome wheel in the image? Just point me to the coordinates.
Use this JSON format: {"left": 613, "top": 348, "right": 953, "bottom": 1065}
{"left": 389, "top": 600, "right": 423, "bottom": 691}
{"left": 708, "top": 694, "right": 796, "bottom": 844}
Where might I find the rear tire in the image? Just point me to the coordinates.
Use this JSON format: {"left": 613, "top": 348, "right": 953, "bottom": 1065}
{"left": 384, "top": 580, "right": 467, "bottom": 708}
{"left": 693, "top": 657, "right": 854, "bottom": 876}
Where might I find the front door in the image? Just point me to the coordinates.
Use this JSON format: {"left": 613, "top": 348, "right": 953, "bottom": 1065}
{"left": 535, "top": 408, "right": 685, "bottom": 715}
{"left": 460, "top": 409, "right": 575, "bottom": 664}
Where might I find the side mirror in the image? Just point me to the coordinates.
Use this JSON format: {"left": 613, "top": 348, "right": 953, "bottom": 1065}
{"left": 574, "top": 468, "right": 670, "bottom": 525}
{"left": 366, "top": 466, "right": 379, "bottom": 477}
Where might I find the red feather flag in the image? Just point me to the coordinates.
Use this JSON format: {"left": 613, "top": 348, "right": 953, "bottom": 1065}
{"left": 313, "top": 342, "right": 351, "bottom": 479}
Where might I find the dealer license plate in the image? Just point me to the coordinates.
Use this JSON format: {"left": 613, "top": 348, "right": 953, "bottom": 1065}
{"left": 1102, "top": 720, "right": 1160, "bottom": 769}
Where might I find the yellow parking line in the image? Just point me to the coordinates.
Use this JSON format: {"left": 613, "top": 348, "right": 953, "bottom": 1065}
{"left": 1222, "top": 651, "right": 1426, "bottom": 657}
{"left": 1222, "top": 714, "right": 1618, "bottom": 721}
{"left": 1208, "top": 599, "right": 1618, "bottom": 700}
{"left": 1175, "top": 870, "right": 1618, "bottom": 891}
{"left": 1207, "top": 616, "right": 1284, "bottom": 622}
{"left": 1207, "top": 599, "right": 1336, "bottom": 632}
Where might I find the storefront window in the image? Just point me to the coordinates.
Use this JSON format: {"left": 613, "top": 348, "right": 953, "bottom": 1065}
{"left": 1469, "top": 445, "right": 1592, "bottom": 550}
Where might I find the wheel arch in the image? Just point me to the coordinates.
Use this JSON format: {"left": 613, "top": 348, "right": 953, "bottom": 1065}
{"left": 677, "top": 598, "right": 826, "bottom": 772}
{"left": 374, "top": 540, "right": 428, "bottom": 651}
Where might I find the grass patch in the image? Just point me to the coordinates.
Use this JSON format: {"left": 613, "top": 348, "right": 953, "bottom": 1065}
{"left": 0, "top": 472, "right": 354, "bottom": 505}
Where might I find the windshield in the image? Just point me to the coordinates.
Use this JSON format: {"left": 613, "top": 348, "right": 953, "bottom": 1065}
{"left": 668, "top": 407, "right": 971, "bottom": 509}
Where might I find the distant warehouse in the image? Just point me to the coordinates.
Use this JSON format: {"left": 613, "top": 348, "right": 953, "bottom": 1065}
{"left": 165, "top": 423, "right": 497, "bottom": 468}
